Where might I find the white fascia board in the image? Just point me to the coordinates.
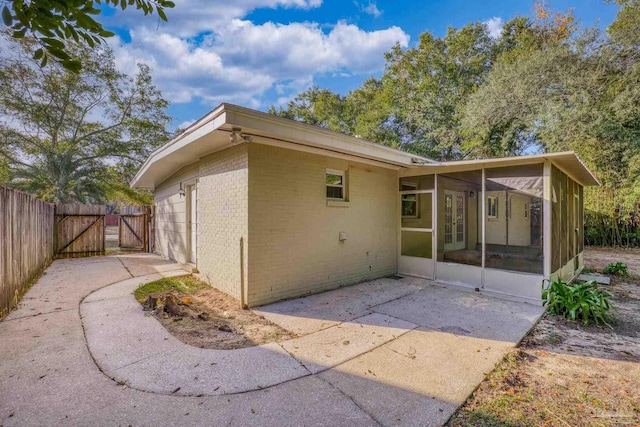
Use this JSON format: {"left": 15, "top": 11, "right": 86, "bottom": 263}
{"left": 254, "top": 136, "right": 403, "bottom": 170}
{"left": 399, "top": 151, "right": 600, "bottom": 187}
{"left": 130, "top": 109, "right": 227, "bottom": 188}
{"left": 131, "top": 102, "right": 433, "bottom": 188}
{"left": 223, "top": 104, "right": 431, "bottom": 167}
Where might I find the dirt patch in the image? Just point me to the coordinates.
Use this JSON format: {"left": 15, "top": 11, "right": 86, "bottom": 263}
{"left": 582, "top": 247, "right": 640, "bottom": 276}
{"left": 449, "top": 247, "right": 640, "bottom": 427}
{"left": 450, "top": 349, "right": 640, "bottom": 427}
{"left": 142, "top": 284, "right": 296, "bottom": 350}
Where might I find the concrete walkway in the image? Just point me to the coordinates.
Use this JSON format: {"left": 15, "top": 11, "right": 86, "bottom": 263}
{"left": 0, "top": 254, "right": 544, "bottom": 426}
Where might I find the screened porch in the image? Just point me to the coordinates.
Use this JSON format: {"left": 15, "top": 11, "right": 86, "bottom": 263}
{"left": 397, "top": 153, "right": 597, "bottom": 303}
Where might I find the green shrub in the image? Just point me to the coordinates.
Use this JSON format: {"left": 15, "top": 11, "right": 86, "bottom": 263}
{"left": 133, "top": 276, "right": 208, "bottom": 303}
{"left": 603, "top": 261, "right": 629, "bottom": 276}
{"left": 542, "top": 279, "right": 612, "bottom": 326}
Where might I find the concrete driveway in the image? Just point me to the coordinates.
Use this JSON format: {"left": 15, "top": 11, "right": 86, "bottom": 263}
{"left": 0, "top": 254, "right": 543, "bottom": 426}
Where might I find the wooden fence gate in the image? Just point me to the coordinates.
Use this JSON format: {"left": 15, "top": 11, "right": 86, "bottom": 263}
{"left": 55, "top": 204, "right": 105, "bottom": 258}
{"left": 119, "top": 206, "right": 154, "bottom": 252}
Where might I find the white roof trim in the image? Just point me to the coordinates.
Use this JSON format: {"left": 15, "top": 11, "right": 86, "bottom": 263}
{"left": 400, "top": 151, "right": 600, "bottom": 187}
{"left": 131, "top": 103, "right": 433, "bottom": 189}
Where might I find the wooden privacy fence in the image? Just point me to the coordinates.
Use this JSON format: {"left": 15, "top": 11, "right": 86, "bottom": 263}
{"left": 1, "top": 188, "right": 154, "bottom": 318}
{"left": 119, "top": 206, "right": 154, "bottom": 252}
{"left": 0, "top": 186, "right": 55, "bottom": 319}
{"left": 55, "top": 204, "right": 106, "bottom": 258}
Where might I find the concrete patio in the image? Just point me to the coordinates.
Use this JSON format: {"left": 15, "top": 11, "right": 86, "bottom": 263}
{"left": 0, "top": 254, "right": 543, "bottom": 426}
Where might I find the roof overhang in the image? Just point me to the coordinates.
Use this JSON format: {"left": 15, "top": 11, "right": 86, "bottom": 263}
{"left": 131, "top": 103, "right": 433, "bottom": 189}
{"left": 399, "top": 152, "right": 600, "bottom": 187}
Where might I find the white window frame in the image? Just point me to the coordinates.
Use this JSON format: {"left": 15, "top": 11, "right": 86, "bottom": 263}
{"left": 401, "top": 182, "right": 419, "bottom": 218}
{"left": 326, "top": 169, "right": 346, "bottom": 201}
{"left": 487, "top": 196, "right": 498, "bottom": 219}
{"left": 401, "top": 181, "right": 418, "bottom": 191}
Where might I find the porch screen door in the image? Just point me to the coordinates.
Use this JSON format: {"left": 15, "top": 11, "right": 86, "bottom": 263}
{"left": 444, "top": 191, "right": 465, "bottom": 251}
{"left": 399, "top": 190, "right": 435, "bottom": 278}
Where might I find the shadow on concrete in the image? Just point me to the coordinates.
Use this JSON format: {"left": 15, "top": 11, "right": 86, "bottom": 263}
{"left": 77, "top": 258, "right": 545, "bottom": 427}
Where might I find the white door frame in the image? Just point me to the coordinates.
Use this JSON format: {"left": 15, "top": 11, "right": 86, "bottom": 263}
{"left": 398, "top": 189, "right": 435, "bottom": 278}
{"left": 186, "top": 183, "right": 197, "bottom": 265}
{"left": 444, "top": 190, "right": 465, "bottom": 251}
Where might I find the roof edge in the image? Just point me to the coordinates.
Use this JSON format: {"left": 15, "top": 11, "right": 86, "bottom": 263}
{"left": 130, "top": 104, "right": 227, "bottom": 188}
{"left": 401, "top": 151, "right": 600, "bottom": 187}
{"left": 131, "top": 103, "right": 434, "bottom": 188}
{"left": 221, "top": 103, "right": 433, "bottom": 164}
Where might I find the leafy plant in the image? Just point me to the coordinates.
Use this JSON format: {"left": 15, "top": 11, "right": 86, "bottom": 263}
{"left": 542, "top": 279, "right": 612, "bottom": 326}
{"left": 603, "top": 262, "right": 629, "bottom": 276}
{"left": 0, "top": 33, "right": 171, "bottom": 203}
{"left": 1, "top": 0, "right": 175, "bottom": 71}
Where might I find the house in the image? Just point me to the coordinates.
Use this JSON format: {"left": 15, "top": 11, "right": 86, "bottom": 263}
{"left": 131, "top": 104, "right": 599, "bottom": 306}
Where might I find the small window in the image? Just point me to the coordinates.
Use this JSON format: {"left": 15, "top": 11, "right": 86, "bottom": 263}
{"left": 402, "top": 194, "right": 418, "bottom": 218}
{"left": 326, "top": 169, "right": 345, "bottom": 200}
{"left": 487, "top": 196, "right": 498, "bottom": 219}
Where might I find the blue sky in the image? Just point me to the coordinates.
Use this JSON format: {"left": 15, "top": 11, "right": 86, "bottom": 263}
{"left": 103, "top": 0, "right": 620, "bottom": 129}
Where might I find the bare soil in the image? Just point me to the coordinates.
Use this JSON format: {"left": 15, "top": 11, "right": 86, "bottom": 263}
{"left": 449, "top": 247, "right": 640, "bottom": 427}
{"left": 147, "top": 286, "right": 296, "bottom": 350}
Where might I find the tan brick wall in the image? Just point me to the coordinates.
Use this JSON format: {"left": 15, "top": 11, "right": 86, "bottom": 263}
{"left": 197, "top": 145, "right": 248, "bottom": 299}
{"left": 154, "top": 163, "right": 199, "bottom": 264}
{"left": 246, "top": 143, "right": 398, "bottom": 306}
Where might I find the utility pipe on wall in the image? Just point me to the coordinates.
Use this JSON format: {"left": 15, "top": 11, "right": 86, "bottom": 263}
{"left": 240, "top": 236, "right": 247, "bottom": 309}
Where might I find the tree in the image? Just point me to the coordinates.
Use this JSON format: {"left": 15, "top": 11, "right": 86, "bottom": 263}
{"left": 1, "top": 0, "right": 175, "bottom": 71}
{"left": 272, "top": 24, "right": 499, "bottom": 160}
{"left": 462, "top": 0, "right": 640, "bottom": 245}
{"left": 268, "top": 87, "right": 357, "bottom": 135}
{"left": 461, "top": 4, "right": 583, "bottom": 158}
{"left": 0, "top": 31, "right": 171, "bottom": 203}
{"left": 380, "top": 23, "right": 497, "bottom": 160}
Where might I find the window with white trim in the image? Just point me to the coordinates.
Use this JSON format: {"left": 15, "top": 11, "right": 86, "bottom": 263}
{"left": 402, "top": 194, "right": 419, "bottom": 218}
{"left": 487, "top": 196, "right": 498, "bottom": 219}
{"left": 401, "top": 182, "right": 418, "bottom": 218}
{"left": 326, "top": 169, "right": 345, "bottom": 200}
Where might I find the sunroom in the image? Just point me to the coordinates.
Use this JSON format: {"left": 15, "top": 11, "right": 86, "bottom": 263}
{"left": 398, "top": 152, "right": 599, "bottom": 304}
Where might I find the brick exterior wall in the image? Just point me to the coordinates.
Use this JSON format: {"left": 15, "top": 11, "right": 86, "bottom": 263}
{"left": 196, "top": 145, "right": 248, "bottom": 299}
{"left": 153, "top": 142, "right": 398, "bottom": 307}
{"left": 246, "top": 143, "right": 398, "bottom": 306}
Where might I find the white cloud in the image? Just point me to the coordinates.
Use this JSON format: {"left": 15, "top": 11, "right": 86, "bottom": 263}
{"left": 108, "top": 0, "right": 323, "bottom": 38}
{"left": 483, "top": 17, "right": 503, "bottom": 39}
{"left": 361, "top": 2, "right": 382, "bottom": 18}
{"left": 110, "top": 17, "right": 409, "bottom": 108}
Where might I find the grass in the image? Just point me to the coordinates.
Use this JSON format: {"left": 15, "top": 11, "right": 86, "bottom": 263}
{"left": 450, "top": 351, "right": 536, "bottom": 427}
{"left": 133, "top": 276, "right": 209, "bottom": 303}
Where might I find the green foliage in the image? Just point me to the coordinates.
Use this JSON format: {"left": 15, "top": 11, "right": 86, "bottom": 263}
{"left": 542, "top": 279, "right": 612, "bottom": 325}
{"left": 0, "top": 31, "right": 171, "bottom": 203}
{"left": 272, "top": 23, "right": 500, "bottom": 160}
{"left": 272, "top": 1, "right": 640, "bottom": 246}
{"left": 269, "top": 87, "right": 357, "bottom": 136}
{"left": 133, "top": 276, "right": 208, "bottom": 303}
{"left": 0, "top": 0, "right": 174, "bottom": 71}
{"left": 603, "top": 261, "right": 629, "bottom": 276}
